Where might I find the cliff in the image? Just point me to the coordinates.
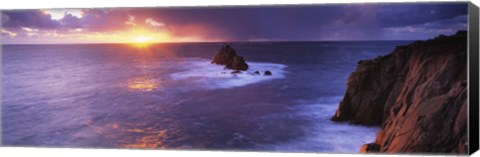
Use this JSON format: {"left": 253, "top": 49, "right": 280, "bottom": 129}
{"left": 331, "top": 31, "right": 468, "bottom": 153}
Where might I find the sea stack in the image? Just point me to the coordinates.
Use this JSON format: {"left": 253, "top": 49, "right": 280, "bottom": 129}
{"left": 331, "top": 31, "right": 467, "bottom": 153}
{"left": 212, "top": 44, "right": 249, "bottom": 70}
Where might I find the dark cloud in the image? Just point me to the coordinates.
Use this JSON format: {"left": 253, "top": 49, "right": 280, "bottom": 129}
{"left": 1, "top": 2, "right": 469, "bottom": 42}
{"left": 418, "top": 14, "right": 468, "bottom": 29}
{"left": 58, "top": 13, "right": 83, "bottom": 28}
{"left": 124, "top": 5, "right": 366, "bottom": 40}
{"left": 1, "top": 13, "right": 10, "bottom": 23}
{"left": 376, "top": 3, "right": 468, "bottom": 27}
{"left": 76, "top": 9, "right": 131, "bottom": 31}
{"left": 1, "top": 10, "right": 60, "bottom": 28}
{"left": 381, "top": 14, "right": 467, "bottom": 39}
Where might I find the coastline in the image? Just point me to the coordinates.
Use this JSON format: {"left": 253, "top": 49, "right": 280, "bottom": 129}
{"left": 331, "top": 31, "right": 468, "bottom": 153}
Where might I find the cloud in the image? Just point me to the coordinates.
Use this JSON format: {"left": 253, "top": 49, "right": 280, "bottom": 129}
{"left": 58, "top": 13, "right": 84, "bottom": 28}
{"left": 21, "top": 27, "right": 40, "bottom": 36}
{"left": 0, "top": 2, "right": 469, "bottom": 43}
{"left": 145, "top": 18, "right": 164, "bottom": 27}
{"left": 1, "top": 28, "right": 18, "bottom": 37}
{"left": 376, "top": 3, "right": 468, "bottom": 27}
{"left": 1, "top": 13, "right": 9, "bottom": 23}
{"left": 420, "top": 14, "right": 468, "bottom": 29}
{"left": 76, "top": 9, "right": 134, "bottom": 32}
{"left": 2, "top": 9, "right": 132, "bottom": 31}
{"left": 1, "top": 10, "right": 60, "bottom": 28}
{"left": 21, "top": 27, "right": 39, "bottom": 32}
{"left": 385, "top": 15, "right": 467, "bottom": 34}
{"left": 41, "top": 9, "right": 84, "bottom": 20}
{"left": 125, "top": 15, "right": 136, "bottom": 26}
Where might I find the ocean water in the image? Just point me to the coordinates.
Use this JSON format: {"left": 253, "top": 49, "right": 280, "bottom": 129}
{"left": 1, "top": 41, "right": 411, "bottom": 152}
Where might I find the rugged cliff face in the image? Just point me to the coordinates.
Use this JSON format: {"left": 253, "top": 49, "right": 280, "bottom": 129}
{"left": 331, "top": 31, "right": 468, "bottom": 153}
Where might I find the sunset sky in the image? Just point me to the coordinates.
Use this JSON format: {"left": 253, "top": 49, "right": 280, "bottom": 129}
{"left": 1, "top": 2, "right": 468, "bottom": 44}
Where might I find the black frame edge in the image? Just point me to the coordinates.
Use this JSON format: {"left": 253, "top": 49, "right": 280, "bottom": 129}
{"left": 469, "top": 1, "right": 479, "bottom": 155}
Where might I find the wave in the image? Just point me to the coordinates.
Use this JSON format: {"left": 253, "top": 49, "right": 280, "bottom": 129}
{"left": 170, "top": 58, "right": 288, "bottom": 89}
{"left": 259, "top": 96, "right": 380, "bottom": 153}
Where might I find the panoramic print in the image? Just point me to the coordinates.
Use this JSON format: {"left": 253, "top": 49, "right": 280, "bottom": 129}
{"left": 1, "top": 2, "right": 469, "bottom": 154}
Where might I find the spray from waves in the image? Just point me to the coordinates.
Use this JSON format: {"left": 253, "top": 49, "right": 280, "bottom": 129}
{"left": 170, "top": 58, "right": 288, "bottom": 89}
{"left": 258, "top": 96, "right": 380, "bottom": 153}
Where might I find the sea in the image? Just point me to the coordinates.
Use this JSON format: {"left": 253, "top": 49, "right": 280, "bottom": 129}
{"left": 1, "top": 41, "right": 411, "bottom": 153}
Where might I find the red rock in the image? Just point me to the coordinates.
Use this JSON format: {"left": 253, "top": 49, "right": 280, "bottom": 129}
{"left": 332, "top": 31, "right": 468, "bottom": 153}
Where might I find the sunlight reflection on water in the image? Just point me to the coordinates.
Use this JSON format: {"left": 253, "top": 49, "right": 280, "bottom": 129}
{"left": 127, "top": 76, "right": 159, "bottom": 91}
{"left": 121, "top": 129, "right": 168, "bottom": 149}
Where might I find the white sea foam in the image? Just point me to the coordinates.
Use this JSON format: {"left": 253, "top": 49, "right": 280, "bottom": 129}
{"left": 170, "top": 58, "right": 288, "bottom": 89}
{"left": 261, "top": 96, "right": 380, "bottom": 153}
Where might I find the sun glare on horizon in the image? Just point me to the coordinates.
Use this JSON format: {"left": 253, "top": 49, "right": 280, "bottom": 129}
{"left": 133, "top": 36, "right": 153, "bottom": 43}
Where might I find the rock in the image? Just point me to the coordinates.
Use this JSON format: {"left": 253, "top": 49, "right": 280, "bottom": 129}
{"left": 331, "top": 31, "right": 467, "bottom": 153}
{"left": 212, "top": 44, "right": 236, "bottom": 65}
{"left": 330, "top": 46, "right": 410, "bottom": 125}
{"left": 253, "top": 71, "right": 260, "bottom": 75}
{"left": 212, "top": 44, "right": 249, "bottom": 70}
{"left": 264, "top": 71, "right": 272, "bottom": 76}
{"left": 230, "top": 56, "right": 249, "bottom": 70}
{"left": 360, "top": 143, "right": 380, "bottom": 153}
{"left": 231, "top": 70, "right": 241, "bottom": 74}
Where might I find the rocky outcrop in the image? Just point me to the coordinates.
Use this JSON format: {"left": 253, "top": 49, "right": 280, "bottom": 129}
{"left": 212, "top": 44, "right": 249, "bottom": 70}
{"left": 330, "top": 47, "right": 411, "bottom": 125}
{"left": 264, "top": 71, "right": 272, "bottom": 76}
{"left": 230, "top": 56, "right": 248, "bottom": 70}
{"left": 331, "top": 31, "right": 468, "bottom": 153}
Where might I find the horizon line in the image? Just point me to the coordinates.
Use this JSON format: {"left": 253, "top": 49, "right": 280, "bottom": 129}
{"left": 1, "top": 39, "right": 417, "bottom": 46}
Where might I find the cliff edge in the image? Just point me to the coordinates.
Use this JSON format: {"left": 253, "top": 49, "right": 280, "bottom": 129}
{"left": 331, "top": 31, "right": 468, "bottom": 153}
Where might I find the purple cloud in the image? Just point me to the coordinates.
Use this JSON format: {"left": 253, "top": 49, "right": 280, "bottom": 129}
{"left": 1, "top": 10, "right": 60, "bottom": 29}
{"left": 0, "top": 2, "right": 469, "bottom": 43}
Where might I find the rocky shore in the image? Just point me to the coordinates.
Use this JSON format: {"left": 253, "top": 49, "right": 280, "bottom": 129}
{"left": 211, "top": 44, "right": 275, "bottom": 76}
{"left": 331, "top": 31, "right": 468, "bottom": 153}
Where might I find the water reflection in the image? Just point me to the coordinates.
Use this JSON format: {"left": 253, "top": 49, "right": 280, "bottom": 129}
{"left": 120, "top": 128, "right": 169, "bottom": 149}
{"left": 127, "top": 76, "right": 159, "bottom": 91}
{"left": 85, "top": 120, "right": 170, "bottom": 149}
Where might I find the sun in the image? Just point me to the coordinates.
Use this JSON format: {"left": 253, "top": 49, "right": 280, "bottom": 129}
{"left": 131, "top": 35, "right": 154, "bottom": 48}
{"left": 133, "top": 36, "right": 152, "bottom": 43}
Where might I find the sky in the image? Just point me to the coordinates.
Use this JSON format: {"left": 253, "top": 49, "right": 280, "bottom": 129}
{"left": 0, "top": 2, "right": 469, "bottom": 44}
